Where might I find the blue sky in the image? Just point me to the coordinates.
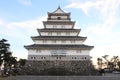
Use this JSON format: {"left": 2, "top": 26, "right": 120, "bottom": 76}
{"left": 0, "top": 0, "right": 120, "bottom": 63}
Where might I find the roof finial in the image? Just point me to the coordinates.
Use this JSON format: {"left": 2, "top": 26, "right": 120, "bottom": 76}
{"left": 58, "top": 5, "right": 61, "bottom": 9}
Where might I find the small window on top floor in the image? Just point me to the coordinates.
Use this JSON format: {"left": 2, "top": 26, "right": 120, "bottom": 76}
{"left": 57, "top": 17, "right": 61, "bottom": 20}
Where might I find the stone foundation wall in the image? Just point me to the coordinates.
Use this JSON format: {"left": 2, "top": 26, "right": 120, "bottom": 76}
{"left": 20, "top": 60, "right": 99, "bottom": 75}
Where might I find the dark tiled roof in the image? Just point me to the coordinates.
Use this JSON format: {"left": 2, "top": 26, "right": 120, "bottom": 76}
{"left": 48, "top": 6, "right": 69, "bottom": 14}
{"left": 37, "top": 29, "right": 80, "bottom": 32}
{"left": 31, "top": 36, "right": 87, "bottom": 40}
{"left": 43, "top": 21, "right": 75, "bottom": 24}
{"left": 24, "top": 44, "right": 94, "bottom": 50}
{"left": 43, "top": 21, "right": 75, "bottom": 29}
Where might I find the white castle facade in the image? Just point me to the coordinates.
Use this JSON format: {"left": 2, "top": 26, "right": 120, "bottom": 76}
{"left": 24, "top": 7, "right": 94, "bottom": 61}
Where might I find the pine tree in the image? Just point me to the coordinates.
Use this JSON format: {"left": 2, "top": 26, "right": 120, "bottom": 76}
{"left": 0, "top": 39, "right": 17, "bottom": 76}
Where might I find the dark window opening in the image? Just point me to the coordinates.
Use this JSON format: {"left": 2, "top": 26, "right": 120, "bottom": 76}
{"left": 57, "top": 17, "right": 61, "bottom": 20}
{"left": 75, "top": 57, "right": 77, "bottom": 59}
{"left": 56, "top": 57, "right": 59, "bottom": 59}
{"left": 44, "top": 57, "right": 46, "bottom": 59}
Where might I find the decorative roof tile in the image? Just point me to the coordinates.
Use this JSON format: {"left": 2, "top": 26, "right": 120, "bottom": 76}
{"left": 31, "top": 36, "right": 87, "bottom": 41}
{"left": 24, "top": 44, "right": 94, "bottom": 50}
{"left": 37, "top": 29, "right": 80, "bottom": 32}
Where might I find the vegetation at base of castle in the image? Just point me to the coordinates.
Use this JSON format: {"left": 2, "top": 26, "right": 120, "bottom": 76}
{"left": 97, "top": 55, "right": 120, "bottom": 73}
{"left": 17, "top": 60, "right": 100, "bottom": 76}
{"left": 0, "top": 39, "right": 27, "bottom": 77}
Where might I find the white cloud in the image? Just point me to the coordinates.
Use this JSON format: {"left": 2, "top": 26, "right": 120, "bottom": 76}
{"left": 17, "top": 0, "right": 32, "bottom": 6}
{"left": 0, "top": 16, "right": 46, "bottom": 38}
{"left": 0, "top": 19, "right": 4, "bottom": 25}
{"left": 84, "top": 15, "right": 116, "bottom": 35}
{"left": 7, "top": 16, "right": 46, "bottom": 29}
{"left": 65, "top": 0, "right": 120, "bottom": 17}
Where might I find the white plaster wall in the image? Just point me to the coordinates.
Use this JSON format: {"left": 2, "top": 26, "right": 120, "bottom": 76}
{"left": 28, "top": 49, "right": 90, "bottom": 56}
{"left": 48, "top": 19, "right": 70, "bottom": 22}
{"left": 51, "top": 16, "right": 67, "bottom": 18}
{"left": 66, "top": 50, "right": 90, "bottom": 55}
{"left": 28, "top": 49, "right": 51, "bottom": 55}
{"left": 34, "top": 40, "right": 83, "bottom": 44}
{"left": 40, "top": 32, "right": 77, "bottom": 36}
{"left": 45, "top": 25, "right": 72, "bottom": 29}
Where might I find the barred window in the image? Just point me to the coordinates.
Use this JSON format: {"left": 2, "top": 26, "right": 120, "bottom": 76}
{"left": 31, "top": 57, "right": 33, "bottom": 59}
{"left": 71, "top": 40, "right": 75, "bottom": 43}
{"left": 62, "top": 40, "right": 66, "bottom": 43}
{"left": 66, "top": 32, "right": 70, "bottom": 36}
{"left": 52, "top": 40, "right": 56, "bottom": 43}
{"left": 53, "top": 25, "right": 57, "bottom": 28}
{"left": 43, "top": 40, "right": 47, "bottom": 43}
{"left": 61, "top": 25, "right": 65, "bottom": 28}
{"left": 76, "top": 50, "right": 81, "bottom": 53}
{"left": 57, "top": 32, "right": 61, "bottom": 36}
{"left": 36, "top": 49, "right": 41, "bottom": 53}
{"left": 48, "top": 32, "right": 52, "bottom": 36}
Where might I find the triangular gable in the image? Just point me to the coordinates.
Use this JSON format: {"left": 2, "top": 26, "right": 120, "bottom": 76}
{"left": 53, "top": 6, "right": 66, "bottom": 13}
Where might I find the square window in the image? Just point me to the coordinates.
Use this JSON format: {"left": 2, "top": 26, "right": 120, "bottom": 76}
{"left": 57, "top": 17, "right": 61, "bottom": 20}
{"left": 53, "top": 25, "right": 57, "bottom": 28}
{"left": 76, "top": 50, "right": 81, "bottom": 53}
{"left": 44, "top": 57, "right": 46, "bottom": 59}
{"left": 62, "top": 40, "right": 66, "bottom": 43}
{"left": 31, "top": 57, "right": 33, "bottom": 59}
{"left": 36, "top": 49, "right": 41, "bottom": 53}
{"left": 71, "top": 40, "right": 75, "bottom": 43}
{"left": 66, "top": 32, "right": 70, "bottom": 36}
{"left": 57, "top": 32, "right": 61, "bottom": 36}
{"left": 52, "top": 40, "right": 56, "bottom": 43}
{"left": 75, "top": 57, "right": 77, "bottom": 59}
{"left": 43, "top": 40, "right": 47, "bottom": 43}
{"left": 48, "top": 32, "right": 52, "bottom": 36}
{"left": 61, "top": 25, "right": 65, "bottom": 28}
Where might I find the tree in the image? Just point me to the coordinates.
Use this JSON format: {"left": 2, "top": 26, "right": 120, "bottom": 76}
{"left": 17, "top": 59, "right": 27, "bottom": 75}
{"left": 0, "top": 53, "right": 3, "bottom": 67}
{"left": 19, "top": 59, "right": 26, "bottom": 67}
{"left": 0, "top": 39, "right": 17, "bottom": 76}
{"left": 97, "top": 58, "right": 103, "bottom": 69}
{"left": 111, "top": 56, "right": 119, "bottom": 69}
{"left": 117, "top": 62, "right": 120, "bottom": 69}
{"left": 98, "top": 55, "right": 120, "bottom": 71}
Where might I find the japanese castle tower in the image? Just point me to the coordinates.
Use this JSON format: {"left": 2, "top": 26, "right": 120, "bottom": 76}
{"left": 24, "top": 7, "right": 94, "bottom": 61}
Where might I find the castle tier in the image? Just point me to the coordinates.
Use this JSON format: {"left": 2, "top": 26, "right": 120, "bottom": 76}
{"left": 24, "top": 7, "right": 94, "bottom": 61}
